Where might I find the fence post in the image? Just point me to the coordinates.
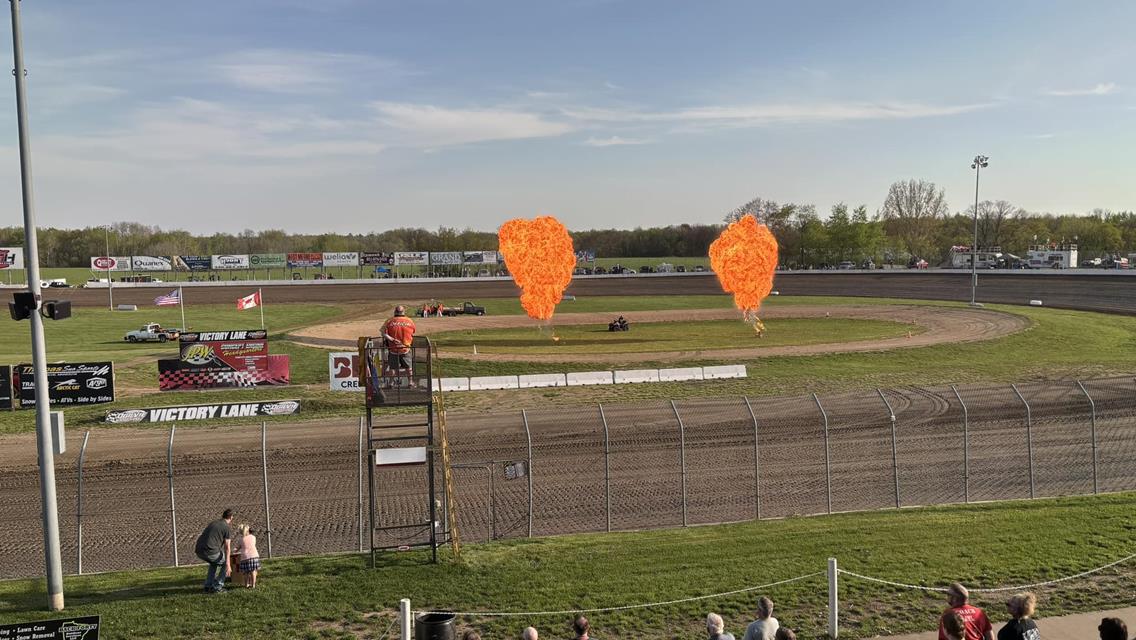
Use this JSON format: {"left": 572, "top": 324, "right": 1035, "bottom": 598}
{"left": 599, "top": 404, "right": 611, "bottom": 533}
{"left": 950, "top": 386, "right": 969, "bottom": 503}
{"left": 671, "top": 400, "right": 688, "bottom": 527}
{"left": 261, "top": 421, "right": 273, "bottom": 558}
{"left": 358, "top": 416, "right": 365, "bottom": 553}
{"left": 400, "top": 598, "right": 412, "bottom": 640}
{"left": 484, "top": 466, "right": 492, "bottom": 543}
{"left": 76, "top": 430, "right": 89, "bottom": 575}
{"left": 1010, "top": 384, "right": 1035, "bottom": 499}
{"left": 813, "top": 393, "right": 832, "bottom": 514}
{"left": 167, "top": 424, "right": 179, "bottom": 567}
{"left": 1077, "top": 381, "right": 1099, "bottom": 494}
{"left": 828, "top": 557, "right": 839, "bottom": 639}
{"left": 743, "top": 396, "right": 761, "bottom": 520}
{"left": 877, "top": 390, "right": 900, "bottom": 509}
{"left": 522, "top": 409, "right": 533, "bottom": 538}
{"left": 489, "top": 464, "right": 496, "bottom": 541}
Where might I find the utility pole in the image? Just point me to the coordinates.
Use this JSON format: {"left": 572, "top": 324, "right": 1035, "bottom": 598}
{"left": 104, "top": 225, "right": 113, "bottom": 310}
{"left": 8, "top": 0, "right": 65, "bottom": 610}
{"left": 969, "top": 155, "right": 989, "bottom": 307}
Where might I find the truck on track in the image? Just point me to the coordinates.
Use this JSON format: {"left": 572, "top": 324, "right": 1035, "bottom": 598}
{"left": 124, "top": 323, "right": 181, "bottom": 343}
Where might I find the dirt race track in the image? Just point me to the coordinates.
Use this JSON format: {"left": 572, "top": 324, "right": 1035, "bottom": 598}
{"left": 2, "top": 377, "right": 1135, "bottom": 578}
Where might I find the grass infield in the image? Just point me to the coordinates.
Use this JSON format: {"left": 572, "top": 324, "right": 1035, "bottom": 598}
{"left": 1, "top": 494, "right": 1134, "bottom": 639}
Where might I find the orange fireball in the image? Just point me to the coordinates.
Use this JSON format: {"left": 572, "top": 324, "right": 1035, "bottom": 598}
{"left": 498, "top": 216, "right": 576, "bottom": 321}
{"left": 709, "top": 215, "right": 778, "bottom": 334}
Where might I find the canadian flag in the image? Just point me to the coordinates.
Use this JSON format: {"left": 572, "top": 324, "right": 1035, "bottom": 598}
{"left": 237, "top": 291, "right": 261, "bottom": 310}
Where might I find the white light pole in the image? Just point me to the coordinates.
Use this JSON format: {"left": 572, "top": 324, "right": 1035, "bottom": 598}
{"left": 8, "top": 0, "right": 64, "bottom": 610}
{"left": 104, "top": 225, "right": 114, "bottom": 310}
{"left": 970, "top": 155, "right": 989, "bottom": 307}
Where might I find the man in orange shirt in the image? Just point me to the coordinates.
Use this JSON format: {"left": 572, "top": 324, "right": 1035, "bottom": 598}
{"left": 938, "top": 583, "right": 993, "bottom": 640}
{"left": 381, "top": 305, "right": 417, "bottom": 383}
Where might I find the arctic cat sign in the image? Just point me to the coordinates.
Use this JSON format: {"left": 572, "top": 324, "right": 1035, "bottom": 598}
{"left": 105, "top": 400, "right": 301, "bottom": 423}
{"left": 13, "top": 362, "right": 115, "bottom": 408}
{"left": 0, "top": 615, "right": 101, "bottom": 639}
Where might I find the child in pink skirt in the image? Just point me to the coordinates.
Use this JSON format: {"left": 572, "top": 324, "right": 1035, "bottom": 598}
{"left": 233, "top": 524, "right": 261, "bottom": 588}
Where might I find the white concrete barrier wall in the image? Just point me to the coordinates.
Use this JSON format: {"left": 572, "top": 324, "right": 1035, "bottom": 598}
{"left": 702, "top": 364, "right": 748, "bottom": 380}
{"left": 658, "top": 367, "right": 704, "bottom": 382}
{"left": 436, "top": 377, "right": 470, "bottom": 392}
{"left": 566, "top": 371, "right": 615, "bottom": 386}
{"left": 518, "top": 373, "right": 568, "bottom": 389}
{"left": 468, "top": 375, "right": 520, "bottom": 391}
{"left": 614, "top": 369, "right": 661, "bottom": 384}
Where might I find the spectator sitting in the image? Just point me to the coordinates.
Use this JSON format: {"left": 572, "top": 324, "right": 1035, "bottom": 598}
{"left": 707, "top": 612, "right": 735, "bottom": 640}
{"left": 939, "top": 583, "right": 993, "bottom": 640}
{"left": 572, "top": 615, "right": 589, "bottom": 640}
{"left": 462, "top": 631, "right": 481, "bottom": 640}
{"left": 942, "top": 611, "right": 968, "bottom": 640}
{"left": 1100, "top": 618, "right": 1128, "bottom": 640}
{"left": 521, "top": 626, "right": 539, "bottom": 640}
{"left": 997, "top": 593, "right": 1039, "bottom": 640}
{"left": 742, "top": 596, "right": 780, "bottom": 640}
{"left": 775, "top": 628, "right": 796, "bottom": 640}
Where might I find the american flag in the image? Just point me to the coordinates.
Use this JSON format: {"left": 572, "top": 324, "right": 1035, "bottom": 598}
{"left": 154, "top": 289, "right": 181, "bottom": 306}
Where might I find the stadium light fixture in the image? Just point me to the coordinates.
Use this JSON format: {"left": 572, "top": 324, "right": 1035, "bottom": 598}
{"left": 969, "top": 155, "right": 989, "bottom": 307}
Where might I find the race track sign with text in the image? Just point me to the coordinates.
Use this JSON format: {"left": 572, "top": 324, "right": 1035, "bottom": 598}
{"left": 106, "top": 400, "right": 301, "bottom": 423}
{"left": 0, "top": 247, "right": 24, "bottom": 270}
{"left": 0, "top": 615, "right": 101, "bottom": 639}
{"left": 328, "top": 352, "right": 362, "bottom": 391}
{"left": 14, "top": 362, "right": 115, "bottom": 408}
{"left": 0, "top": 365, "right": 12, "bottom": 410}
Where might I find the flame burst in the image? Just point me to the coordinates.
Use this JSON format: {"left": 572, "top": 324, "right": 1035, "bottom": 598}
{"left": 498, "top": 216, "right": 576, "bottom": 321}
{"left": 709, "top": 215, "right": 779, "bottom": 336}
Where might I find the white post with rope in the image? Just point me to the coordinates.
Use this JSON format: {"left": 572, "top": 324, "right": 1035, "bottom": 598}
{"left": 400, "top": 598, "right": 412, "bottom": 640}
{"left": 828, "top": 557, "right": 838, "bottom": 639}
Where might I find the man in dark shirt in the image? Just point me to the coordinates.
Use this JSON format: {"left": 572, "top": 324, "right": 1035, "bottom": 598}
{"left": 194, "top": 509, "right": 234, "bottom": 593}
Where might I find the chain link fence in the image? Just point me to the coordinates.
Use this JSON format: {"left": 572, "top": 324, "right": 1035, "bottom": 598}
{"left": 2, "top": 375, "right": 1136, "bottom": 579}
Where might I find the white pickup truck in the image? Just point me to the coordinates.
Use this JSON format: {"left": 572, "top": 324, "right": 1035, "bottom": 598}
{"left": 124, "top": 323, "right": 180, "bottom": 343}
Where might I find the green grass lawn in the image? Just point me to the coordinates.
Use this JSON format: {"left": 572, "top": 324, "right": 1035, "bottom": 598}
{"left": 431, "top": 318, "right": 920, "bottom": 354}
{"left": 2, "top": 494, "right": 1134, "bottom": 639}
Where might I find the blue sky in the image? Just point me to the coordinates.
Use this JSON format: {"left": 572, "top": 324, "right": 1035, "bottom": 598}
{"left": 0, "top": 0, "right": 1132, "bottom": 233}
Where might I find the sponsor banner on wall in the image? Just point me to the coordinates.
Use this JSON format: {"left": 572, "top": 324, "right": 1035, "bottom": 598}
{"left": 158, "top": 355, "right": 290, "bottom": 390}
{"left": 14, "top": 362, "right": 115, "bottom": 408}
{"left": 0, "top": 247, "right": 24, "bottom": 270}
{"left": 360, "top": 251, "right": 394, "bottom": 266}
{"left": 0, "top": 616, "right": 101, "bottom": 639}
{"left": 462, "top": 251, "right": 498, "bottom": 264}
{"left": 250, "top": 253, "right": 287, "bottom": 268}
{"left": 394, "top": 251, "right": 428, "bottom": 266}
{"left": 211, "top": 254, "right": 250, "bottom": 270}
{"left": 0, "top": 365, "right": 11, "bottom": 410}
{"left": 106, "top": 400, "right": 300, "bottom": 424}
{"left": 322, "top": 251, "right": 359, "bottom": 267}
{"left": 90, "top": 256, "right": 132, "bottom": 271}
{"left": 175, "top": 255, "right": 212, "bottom": 271}
{"left": 429, "top": 251, "right": 463, "bottom": 265}
{"left": 287, "top": 252, "right": 323, "bottom": 268}
{"left": 328, "top": 352, "right": 362, "bottom": 391}
{"left": 131, "top": 255, "right": 174, "bottom": 271}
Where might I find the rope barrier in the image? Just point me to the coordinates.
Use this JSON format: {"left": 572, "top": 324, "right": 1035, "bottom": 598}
{"left": 839, "top": 550, "right": 1136, "bottom": 594}
{"left": 416, "top": 571, "right": 824, "bottom": 618}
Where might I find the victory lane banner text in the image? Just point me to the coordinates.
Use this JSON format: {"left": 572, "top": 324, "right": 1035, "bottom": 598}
{"left": 105, "top": 400, "right": 301, "bottom": 423}
{"left": 0, "top": 615, "right": 100, "bottom": 639}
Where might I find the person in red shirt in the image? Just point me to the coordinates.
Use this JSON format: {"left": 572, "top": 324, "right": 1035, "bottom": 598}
{"left": 939, "top": 583, "right": 994, "bottom": 640}
{"left": 381, "top": 305, "right": 417, "bottom": 382}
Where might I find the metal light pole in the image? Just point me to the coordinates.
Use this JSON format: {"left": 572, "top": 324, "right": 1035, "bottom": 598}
{"left": 104, "top": 225, "right": 113, "bottom": 310}
{"left": 969, "top": 154, "right": 989, "bottom": 307}
{"left": 8, "top": 0, "right": 65, "bottom": 610}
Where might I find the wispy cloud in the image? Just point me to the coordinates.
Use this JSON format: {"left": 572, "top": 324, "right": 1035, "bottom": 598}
{"left": 214, "top": 49, "right": 407, "bottom": 94}
{"left": 1043, "top": 83, "right": 1116, "bottom": 97}
{"left": 1027, "top": 133, "right": 1056, "bottom": 140}
{"left": 372, "top": 102, "right": 573, "bottom": 146}
{"left": 583, "top": 135, "right": 650, "bottom": 147}
{"left": 603, "top": 81, "right": 622, "bottom": 91}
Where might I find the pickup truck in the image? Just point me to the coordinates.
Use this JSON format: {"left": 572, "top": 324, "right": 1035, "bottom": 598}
{"left": 124, "top": 323, "right": 181, "bottom": 343}
{"left": 442, "top": 302, "right": 486, "bottom": 317}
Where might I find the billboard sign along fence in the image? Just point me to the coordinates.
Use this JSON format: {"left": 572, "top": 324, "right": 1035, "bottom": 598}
{"left": 429, "top": 251, "right": 463, "bottom": 265}
{"left": 462, "top": 251, "right": 498, "bottom": 264}
{"left": 0, "top": 247, "right": 24, "bottom": 270}
{"left": 211, "top": 254, "right": 250, "bottom": 270}
{"left": 131, "top": 255, "right": 173, "bottom": 271}
{"left": 175, "top": 255, "right": 212, "bottom": 271}
{"left": 14, "top": 362, "right": 115, "bottom": 408}
{"left": 250, "top": 253, "right": 287, "bottom": 269}
{"left": 0, "top": 616, "right": 101, "bottom": 639}
{"left": 321, "top": 252, "right": 359, "bottom": 267}
{"left": 105, "top": 400, "right": 300, "bottom": 424}
{"left": 90, "top": 256, "right": 132, "bottom": 271}
{"left": 394, "top": 251, "right": 428, "bottom": 265}
{"left": 0, "top": 365, "right": 11, "bottom": 410}
{"left": 287, "top": 252, "right": 323, "bottom": 268}
{"left": 360, "top": 252, "right": 394, "bottom": 266}
{"left": 328, "top": 352, "right": 362, "bottom": 391}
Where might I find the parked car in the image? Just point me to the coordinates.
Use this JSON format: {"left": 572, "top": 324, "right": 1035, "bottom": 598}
{"left": 838, "top": 261, "right": 855, "bottom": 270}
{"left": 676, "top": 265, "right": 687, "bottom": 273}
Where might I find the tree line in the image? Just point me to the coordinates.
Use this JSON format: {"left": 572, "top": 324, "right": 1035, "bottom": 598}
{"left": 0, "top": 179, "right": 1132, "bottom": 268}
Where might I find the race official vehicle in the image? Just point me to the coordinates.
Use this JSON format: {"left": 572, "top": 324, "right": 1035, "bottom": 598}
{"left": 124, "top": 323, "right": 181, "bottom": 343}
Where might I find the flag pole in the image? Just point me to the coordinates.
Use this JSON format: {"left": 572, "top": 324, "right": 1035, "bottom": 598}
{"left": 179, "top": 286, "right": 186, "bottom": 329}
{"left": 259, "top": 287, "right": 264, "bottom": 330}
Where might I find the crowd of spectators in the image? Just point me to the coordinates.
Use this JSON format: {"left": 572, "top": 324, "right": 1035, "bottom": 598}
{"left": 454, "top": 588, "right": 1129, "bottom": 640}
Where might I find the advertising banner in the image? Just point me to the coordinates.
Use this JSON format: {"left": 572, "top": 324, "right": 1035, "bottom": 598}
{"left": 106, "top": 400, "right": 300, "bottom": 424}
{"left": 394, "top": 251, "right": 428, "bottom": 266}
{"left": 429, "top": 251, "right": 462, "bottom": 265}
{"left": 90, "top": 256, "right": 132, "bottom": 271}
{"left": 211, "top": 254, "right": 250, "bottom": 270}
{"left": 0, "top": 365, "right": 11, "bottom": 410}
{"left": 178, "top": 329, "right": 269, "bottom": 371}
{"left": 0, "top": 615, "right": 101, "bottom": 639}
{"left": 287, "top": 252, "right": 323, "bottom": 268}
{"left": 360, "top": 251, "right": 394, "bottom": 266}
{"left": 250, "top": 253, "right": 287, "bottom": 269}
{"left": 14, "top": 362, "right": 115, "bottom": 408}
{"left": 131, "top": 255, "right": 174, "bottom": 271}
{"left": 0, "top": 247, "right": 24, "bottom": 270}
{"left": 321, "top": 251, "right": 359, "bottom": 267}
{"left": 158, "top": 355, "right": 290, "bottom": 390}
{"left": 174, "top": 255, "right": 212, "bottom": 271}
{"left": 462, "top": 251, "right": 497, "bottom": 264}
{"left": 328, "top": 352, "right": 362, "bottom": 391}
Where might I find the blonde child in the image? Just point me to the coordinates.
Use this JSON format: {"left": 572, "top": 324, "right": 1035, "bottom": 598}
{"left": 233, "top": 523, "right": 261, "bottom": 588}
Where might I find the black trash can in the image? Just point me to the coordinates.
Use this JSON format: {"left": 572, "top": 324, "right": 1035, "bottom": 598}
{"left": 415, "top": 612, "right": 456, "bottom": 640}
